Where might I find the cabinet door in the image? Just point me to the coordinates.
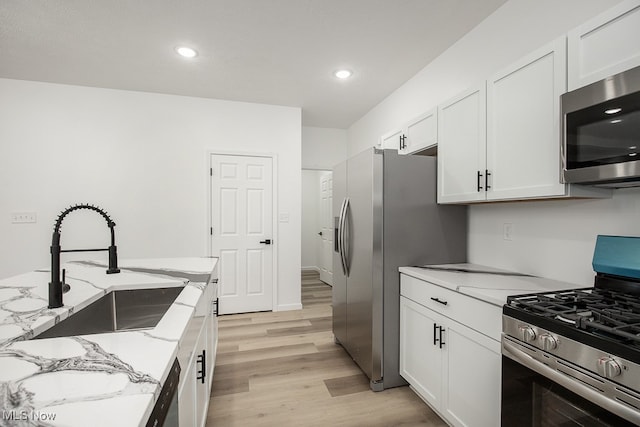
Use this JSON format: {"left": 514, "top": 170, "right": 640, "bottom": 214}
{"left": 400, "top": 109, "right": 437, "bottom": 155}
{"left": 442, "top": 320, "right": 501, "bottom": 427}
{"left": 179, "top": 345, "right": 197, "bottom": 427}
{"left": 195, "top": 325, "right": 208, "bottom": 427}
{"left": 400, "top": 296, "right": 444, "bottom": 410}
{"left": 207, "top": 294, "right": 218, "bottom": 389}
{"left": 568, "top": 0, "right": 640, "bottom": 91}
{"left": 437, "top": 85, "right": 487, "bottom": 203}
{"left": 380, "top": 128, "right": 402, "bottom": 151}
{"left": 486, "top": 37, "right": 566, "bottom": 201}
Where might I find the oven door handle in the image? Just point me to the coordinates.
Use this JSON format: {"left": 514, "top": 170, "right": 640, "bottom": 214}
{"left": 502, "top": 338, "right": 640, "bottom": 426}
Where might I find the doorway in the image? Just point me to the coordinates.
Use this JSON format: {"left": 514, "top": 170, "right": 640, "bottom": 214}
{"left": 301, "top": 169, "right": 333, "bottom": 286}
{"left": 210, "top": 153, "right": 275, "bottom": 314}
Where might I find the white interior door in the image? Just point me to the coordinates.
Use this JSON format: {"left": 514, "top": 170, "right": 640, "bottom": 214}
{"left": 319, "top": 171, "right": 333, "bottom": 285}
{"left": 211, "top": 154, "right": 274, "bottom": 314}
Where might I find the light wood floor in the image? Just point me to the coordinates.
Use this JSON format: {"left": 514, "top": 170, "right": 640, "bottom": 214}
{"left": 207, "top": 271, "right": 447, "bottom": 426}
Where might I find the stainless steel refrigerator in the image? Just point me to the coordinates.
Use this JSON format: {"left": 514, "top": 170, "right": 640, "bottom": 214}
{"left": 332, "top": 148, "right": 467, "bottom": 391}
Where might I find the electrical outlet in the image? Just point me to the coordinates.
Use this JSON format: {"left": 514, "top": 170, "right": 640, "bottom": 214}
{"left": 11, "top": 212, "right": 37, "bottom": 224}
{"left": 503, "top": 223, "right": 514, "bottom": 241}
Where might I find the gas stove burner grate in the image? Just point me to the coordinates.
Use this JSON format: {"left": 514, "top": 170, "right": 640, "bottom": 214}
{"left": 507, "top": 287, "right": 640, "bottom": 347}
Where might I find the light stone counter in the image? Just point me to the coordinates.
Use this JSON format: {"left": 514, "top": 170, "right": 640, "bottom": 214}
{"left": 399, "top": 263, "right": 583, "bottom": 307}
{"left": 0, "top": 257, "right": 218, "bottom": 426}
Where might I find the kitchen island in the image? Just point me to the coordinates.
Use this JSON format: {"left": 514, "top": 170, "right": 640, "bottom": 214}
{"left": 0, "top": 257, "right": 218, "bottom": 427}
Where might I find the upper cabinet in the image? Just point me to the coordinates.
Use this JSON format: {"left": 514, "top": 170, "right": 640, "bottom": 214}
{"left": 485, "top": 37, "right": 567, "bottom": 201}
{"left": 380, "top": 128, "right": 403, "bottom": 150}
{"left": 568, "top": 0, "right": 640, "bottom": 91}
{"left": 438, "top": 37, "right": 610, "bottom": 204}
{"left": 379, "top": 108, "right": 438, "bottom": 155}
{"left": 399, "top": 109, "right": 438, "bottom": 155}
{"left": 438, "top": 85, "right": 486, "bottom": 203}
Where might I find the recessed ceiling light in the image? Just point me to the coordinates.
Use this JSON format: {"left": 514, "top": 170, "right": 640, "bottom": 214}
{"left": 334, "top": 69, "right": 353, "bottom": 79}
{"left": 176, "top": 46, "right": 198, "bottom": 58}
{"left": 605, "top": 107, "right": 622, "bottom": 114}
{"left": 610, "top": 119, "right": 623, "bottom": 124}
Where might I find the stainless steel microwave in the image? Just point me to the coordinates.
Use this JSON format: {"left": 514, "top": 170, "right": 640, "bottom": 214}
{"left": 561, "top": 65, "right": 640, "bottom": 188}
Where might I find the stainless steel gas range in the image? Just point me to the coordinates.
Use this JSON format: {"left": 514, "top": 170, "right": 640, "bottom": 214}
{"left": 501, "top": 235, "right": 640, "bottom": 426}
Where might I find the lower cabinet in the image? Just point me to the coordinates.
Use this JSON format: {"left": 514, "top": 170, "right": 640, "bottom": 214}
{"left": 400, "top": 295, "right": 501, "bottom": 427}
{"left": 206, "top": 295, "right": 219, "bottom": 390}
{"left": 178, "top": 277, "right": 218, "bottom": 427}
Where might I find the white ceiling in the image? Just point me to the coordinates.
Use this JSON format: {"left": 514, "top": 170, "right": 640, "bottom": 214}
{"left": 0, "top": 0, "right": 507, "bottom": 128}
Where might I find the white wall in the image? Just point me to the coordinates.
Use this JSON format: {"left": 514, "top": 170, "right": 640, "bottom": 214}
{"left": 0, "top": 78, "right": 302, "bottom": 311}
{"left": 469, "top": 189, "right": 640, "bottom": 285}
{"left": 347, "top": 0, "right": 638, "bottom": 285}
{"left": 302, "top": 126, "right": 348, "bottom": 170}
{"left": 301, "top": 170, "right": 322, "bottom": 270}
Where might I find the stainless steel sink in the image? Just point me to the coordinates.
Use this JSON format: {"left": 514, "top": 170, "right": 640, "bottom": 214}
{"left": 34, "top": 286, "right": 184, "bottom": 339}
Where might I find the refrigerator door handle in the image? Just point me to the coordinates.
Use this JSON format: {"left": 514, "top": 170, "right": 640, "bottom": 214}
{"left": 342, "top": 198, "right": 351, "bottom": 276}
{"left": 337, "top": 198, "right": 347, "bottom": 275}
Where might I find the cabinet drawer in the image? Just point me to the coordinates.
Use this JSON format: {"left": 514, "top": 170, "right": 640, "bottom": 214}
{"left": 400, "top": 274, "right": 502, "bottom": 341}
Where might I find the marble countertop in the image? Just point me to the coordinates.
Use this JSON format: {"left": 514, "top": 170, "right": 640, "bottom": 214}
{"left": 399, "top": 263, "right": 584, "bottom": 306}
{"left": 0, "top": 257, "right": 217, "bottom": 426}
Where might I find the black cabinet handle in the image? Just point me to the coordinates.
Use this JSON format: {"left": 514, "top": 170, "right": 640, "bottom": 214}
{"left": 485, "top": 169, "right": 491, "bottom": 191}
{"left": 433, "top": 322, "right": 438, "bottom": 346}
{"left": 477, "top": 171, "right": 483, "bottom": 191}
{"left": 196, "top": 350, "right": 206, "bottom": 384}
{"left": 213, "top": 297, "right": 219, "bottom": 317}
{"left": 259, "top": 239, "right": 272, "bottom": 245}
{"left": 434, "top": 324, "right": 445, "bottom": 348}
{"left": 399, "top": 134, "right": 407, "bottom": 150}
{"left": 430, "top": 297, "right": 448, "bottom": 306}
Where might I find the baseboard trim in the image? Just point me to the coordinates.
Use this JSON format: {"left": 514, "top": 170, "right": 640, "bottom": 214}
{"left": 275, "top": 303, "right": 303, "bottom": 312}
{"left": 301, "top": 266, "right": 320, "bottom": 273}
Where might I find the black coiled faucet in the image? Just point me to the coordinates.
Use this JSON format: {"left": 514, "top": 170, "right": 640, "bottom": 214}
{"left": 49, "top": 204, "right": 120, "bottom": 308}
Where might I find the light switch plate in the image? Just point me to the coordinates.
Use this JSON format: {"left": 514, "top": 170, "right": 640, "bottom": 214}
{"left": 279, "top": 213, "right": 290, "bottom": 223}
{"left": 503, "top": 223, "right": 513, "bottom": 241}
{"left": 11, "top": 212, "right": 37, "bottom": 224}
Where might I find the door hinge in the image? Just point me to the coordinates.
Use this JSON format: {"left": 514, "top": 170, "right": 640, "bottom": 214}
{"left": 210, "top": 167, "right": 213, "bottom": 176}
{"left": 210, "top": 227, "right": 213, "bottom": 235}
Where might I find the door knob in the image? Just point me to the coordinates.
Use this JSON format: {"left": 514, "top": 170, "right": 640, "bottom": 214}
{"left": 259, "top": 239, "right": 272, "bottom": 245}
{"left": 318, "top": 231, "right": 322, "bottom": 236}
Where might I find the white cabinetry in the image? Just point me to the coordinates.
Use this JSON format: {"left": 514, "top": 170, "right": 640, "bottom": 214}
{"left": 438, "top": 37, "right": 608, "bottom": 203}
{"left": 486, "top": 37, "right": 566, "bottom": 200}
{"left": 437, "top": 85, "right": 486, "bottom": 203}
{"left": 380, "top": 128, "right": 403, "bottom": 151}
{"left": 379, "top": 108, "right": 438, "bottom": 155}
{"left": 400, "top": 274, "right": 502, "bottom": 427}
{"left": 568, "top": 0, "right": 640, "bottom": 91}
{"left": 399, "top": 109, "right": 438, "bottom": 155}
{"left": 179, "top": 271, "right": 219, "bottom": 427}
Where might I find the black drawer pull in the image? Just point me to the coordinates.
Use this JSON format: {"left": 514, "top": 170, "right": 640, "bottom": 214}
{"left": 430, "top": 297, "right": 448, "bottom": 306}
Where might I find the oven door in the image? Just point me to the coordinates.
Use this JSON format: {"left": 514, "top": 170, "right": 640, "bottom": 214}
{"left": 502, "top": 342, "right": 637, "bottom": 426}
